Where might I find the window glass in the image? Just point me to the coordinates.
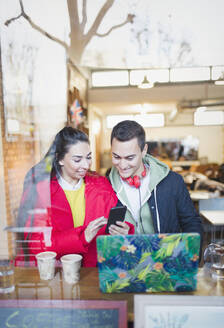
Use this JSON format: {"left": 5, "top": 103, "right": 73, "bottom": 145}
{"left": 135, "top": 114, "right": 164, "bottom": 127}
{"left": 106, "top": 115, "right": 134, "bottom": 128}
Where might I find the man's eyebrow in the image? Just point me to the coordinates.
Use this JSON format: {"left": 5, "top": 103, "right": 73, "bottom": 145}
{"left": 112, "top": 152, "right": 120, "bottom": 157}
{"left": 125, "top": 154, "right": 135, "bottom": 158}
{"left": 112, "top": 152, "right": 135, "bottom": 158}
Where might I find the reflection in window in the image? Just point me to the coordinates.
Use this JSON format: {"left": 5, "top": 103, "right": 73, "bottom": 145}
{"left": 212, "top": 66, "right": 224, "bottom": 80}
{"left": 6, "top": 119, "right": 20, "bottom": 134}
{"left": 194, "top": 111, "right": 224, "bottom": 126}
{"left": 91, "top": 66, "right": 222, "bottom": 87}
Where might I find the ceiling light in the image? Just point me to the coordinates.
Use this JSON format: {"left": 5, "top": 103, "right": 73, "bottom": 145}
{"left": 196, "top": 106, "right": 207, "bottom": 113}
{"left": 215, "top": 72, "right": 224, "bottom": 85}
{"left": 169, "top": 107, "right": 178, "bottom": 121}
{"left": 138, "top": 75, "right": 154, "bottom": 89}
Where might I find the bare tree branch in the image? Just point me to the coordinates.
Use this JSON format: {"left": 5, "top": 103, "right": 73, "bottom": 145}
{"left": 5, "top": 13, "right": 23, "bottom": 26}
{"left": 85, "top": 0, "right": 115, "bottom": 43}
{"left": 5, "top": 0, "right": 28, "bottom": 25}
{"left": 26, "top": 17, "right": 69, "bottom": 51}
{"left": 5, "top": 0, "right": 69, "bottom": 51}
{"left": 5, "top": 0, "right": 135, "bottom": 65}
{"left": 19, "top": 0, "right": 25, "bottom": 12}
{"left": 80, "top": 0, "right": 87, "bottom": 31}
{"left": 67, "top": 0, "right": 79, "bottom": 33}
{"left": 95, "top": 14, "right": 135, "bottom": 37}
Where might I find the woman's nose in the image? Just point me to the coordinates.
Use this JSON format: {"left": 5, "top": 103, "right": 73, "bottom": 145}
{"left": 82, "top": 159, "right": 90, "bottom": 169}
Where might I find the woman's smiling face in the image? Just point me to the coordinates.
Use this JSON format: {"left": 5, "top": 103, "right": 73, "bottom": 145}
{"left": 59, "top": 141, "right": 92, "bottom": 185}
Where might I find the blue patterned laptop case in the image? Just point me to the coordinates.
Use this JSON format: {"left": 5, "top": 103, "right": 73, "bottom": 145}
{"left": 96, "top": 233, "right": 200, "bottom": 293}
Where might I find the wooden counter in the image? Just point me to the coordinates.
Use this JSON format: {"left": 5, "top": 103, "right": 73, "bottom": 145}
{"left": 1, "top": 267, "right": 224, "bottom": 322}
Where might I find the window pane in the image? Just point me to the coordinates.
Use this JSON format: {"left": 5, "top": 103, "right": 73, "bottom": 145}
{"left": 106, "top": 114, "right": 165, "bottom": 128}
{"left": 170, "top": 67, "right": 210, "bottom": 82}
{"left": 135, "top": 114, "right": 165, "bottom": 127}
{"left": 92, "top": 71, "right": 129, "bottom": 87}
{"left": 194, "top": 111, "right": 224, "bottom": 125}
{"left": 106, "top": 115, "right": 134, "bottom": 128}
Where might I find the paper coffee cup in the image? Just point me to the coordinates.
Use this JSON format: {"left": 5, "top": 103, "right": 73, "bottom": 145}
{"left": 36, "top": 251, "right": 57, "bottom": 280}
{"left": 61, "top": 254, "right": 82, "bottom": 284}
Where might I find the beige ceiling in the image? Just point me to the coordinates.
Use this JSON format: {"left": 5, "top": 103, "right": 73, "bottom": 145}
{"left": 91, "top": 101, "right": 176, "bottom": 115}
{"left": 89, "top": 83, "right": 224, "bottom": 116}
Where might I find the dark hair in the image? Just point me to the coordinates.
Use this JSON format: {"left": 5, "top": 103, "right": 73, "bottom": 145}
{"left": 49, "top": 126, "right": 89, "bottom": 174}
{"left": 111, "top": 120, "right": 146, "bottom": 151}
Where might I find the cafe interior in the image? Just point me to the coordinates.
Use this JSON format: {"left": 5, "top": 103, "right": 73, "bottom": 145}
{"left": 0, "top": 0, "right": 224, "bottom": 327}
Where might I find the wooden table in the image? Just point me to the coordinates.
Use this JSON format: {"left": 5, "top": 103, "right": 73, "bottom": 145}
{"left": 1, "top": 267, "right": 224, "bottom": 322}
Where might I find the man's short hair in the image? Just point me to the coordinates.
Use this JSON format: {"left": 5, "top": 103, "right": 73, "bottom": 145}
{"left": 111, "top": 120, "right": 146, "bottom": 151}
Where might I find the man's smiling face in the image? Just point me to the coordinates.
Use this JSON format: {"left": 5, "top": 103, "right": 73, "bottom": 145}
{"left": 111, "top": 137, "right": 147, "bottom": 178}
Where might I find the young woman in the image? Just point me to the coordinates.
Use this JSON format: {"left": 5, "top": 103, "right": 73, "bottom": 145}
{"left": 16, "top": 127, "right": 133, "bottom": 267}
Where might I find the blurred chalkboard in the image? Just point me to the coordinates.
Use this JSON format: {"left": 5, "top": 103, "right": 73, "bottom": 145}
{"left": 0, "top": 300, "right": 127, "bottom": 328}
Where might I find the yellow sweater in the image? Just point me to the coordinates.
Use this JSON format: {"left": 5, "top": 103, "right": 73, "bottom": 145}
{"left": 64, "top": 181, "right": 85, "bottom": 227}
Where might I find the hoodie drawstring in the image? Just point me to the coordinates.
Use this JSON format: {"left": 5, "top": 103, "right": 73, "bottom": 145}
{"left": 154, "top": 186, "right": 160, "bottom": 233}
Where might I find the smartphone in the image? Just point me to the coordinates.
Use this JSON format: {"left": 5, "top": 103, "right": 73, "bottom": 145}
{"left": 105, "top": 205, "right": 127, "bottom": 234}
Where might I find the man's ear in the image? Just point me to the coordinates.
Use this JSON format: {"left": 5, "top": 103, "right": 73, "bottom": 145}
{"left": 142, "top": 143, "right": 148, "bottom": 157}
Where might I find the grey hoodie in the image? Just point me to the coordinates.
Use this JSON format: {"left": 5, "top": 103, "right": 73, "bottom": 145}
{"left": 109, "top": 154, "right": 170, "bottom": 233}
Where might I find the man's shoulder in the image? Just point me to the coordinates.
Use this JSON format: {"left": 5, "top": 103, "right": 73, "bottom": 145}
{"left": 167, "top": 170, "right": 183, "bottom": 180}
{"left": 159, "top": 170, "right": 184, "bottom": 185}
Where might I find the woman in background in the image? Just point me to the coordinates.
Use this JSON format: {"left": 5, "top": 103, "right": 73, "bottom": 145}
{"left": 16, "top": 127, "right": 133, "bottom": 267}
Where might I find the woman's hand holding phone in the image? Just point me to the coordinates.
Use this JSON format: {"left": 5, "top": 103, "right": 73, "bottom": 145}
{"left": 84, "top": 216, "right": 107, "bottom": 243}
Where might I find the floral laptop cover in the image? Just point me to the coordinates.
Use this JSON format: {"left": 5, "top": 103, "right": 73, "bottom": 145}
{"left": 96, "top": 233, "right": 200, "bottom": 293}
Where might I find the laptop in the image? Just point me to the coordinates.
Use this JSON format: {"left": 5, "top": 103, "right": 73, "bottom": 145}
{"left": 96, "top": 233, "right": 200, "bottom": 293}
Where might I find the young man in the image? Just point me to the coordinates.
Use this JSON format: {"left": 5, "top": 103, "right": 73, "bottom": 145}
{"left": 108, "top": 120, "right": 203, "bottom": 242}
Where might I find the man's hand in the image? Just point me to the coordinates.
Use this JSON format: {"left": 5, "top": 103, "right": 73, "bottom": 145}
{"left": 109, "top": 221, "right": 130, "bottom": 235}
{"left": 84, "top": 216, "right": 107, "bottom": 243}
